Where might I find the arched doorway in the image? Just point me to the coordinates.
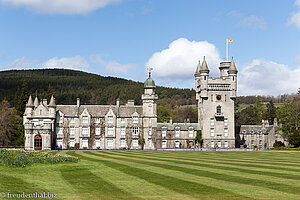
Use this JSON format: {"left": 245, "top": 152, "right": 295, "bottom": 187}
{"left": 34, "top": 135, "right": 42, "bottom": 150}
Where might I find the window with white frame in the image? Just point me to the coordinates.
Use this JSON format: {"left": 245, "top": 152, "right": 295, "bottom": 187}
{"left": 210, "top": 118, "right": 214, "bottom": 126}
{"left": 189, "top": 130, "right": 193, "bottom": 138}
{"left": 70, "top": 127, "right": 75, "bottom": 135}
{"left": 95, "top": 118, "right": 100, "bottom": 123}
{"left": 148, "top": 139, "right": 152, "bottom": 147}
{"left": 162, "top": 141, "right": 167, "bottom": 148}
{"left": 120, "top": 139, "right": 126, "bottom": 147}
{"left": 148, "top": 128, "right": 152, "bottom": 136}
{"left": 133, "top": 116, "right": 139, "bottom": 124}
{"left": 95, "top": 127, "right": 101, "bottom": 135}
{"left": 132, "top": 139, "right": 139, "bottom": 147}
{"left": 121, "top": 118, "right": 125, "bottom": 124}
{"left": 69, "top": 139, "right": 75, "bottom": 147}
{"left": 56, "top": 127, "right": 63, "bottom": 135}
{"left": 259, "top": 140, "right": 263, "bottom": 146}
{"left": 224, "top": 128, "right": 228, "bottom": 137}
{"left": 224, "top": 119, "right": 228, "bottom": 126}
{"left": 175, "top": 129, "right": 180, "bottom": 137}
{"left": 210, "top": 128, "right": 214, "bottom": 137}
{"left": 217, "top": 141, "right": 221, "bottom": 148}
{"left": 82, "top": 116, "right": 88, "bottom": 124}
{"left": 108, "top": 116, "right": 113, "bottom": 124}
{"left": 95, "top": 139, "right": 100, "bottom": 148}
{"left": 162, "top": 130, "right": 167, "bottom": 137}
{"left": 175, "top": 141, "right": 180, "bottom": 148}
{"left": 82, "top": 127, "right": 89, "bottom": 135}
{"left": 70, "top": 118, "right": 75, "bottom": 123}
{"left": 121, "top": 127, "right": 126, "bottom": 136}
{"left": 107, "top": 139, "right": 113, "bottom": 147}
{"left": 82, "top": 139, "right": 88, "bottom": 148}
{"left": 56, "top": 139, "right": 63, "bottom": 147}
{"left": 224, "top": 141, "right": 228, "bottom": 148}
{"left": 211, "top": 141, "right": 214, "bottom": 148}
{"left": 132, "top": 127, "right": 139, "bottom": 135}
{"left": 107, "top": 127, "right": 114, "bottom": 135}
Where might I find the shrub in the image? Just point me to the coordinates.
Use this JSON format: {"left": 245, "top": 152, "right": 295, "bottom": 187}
{"left": 273, "top": 140, "right": 285, "bottom": 148}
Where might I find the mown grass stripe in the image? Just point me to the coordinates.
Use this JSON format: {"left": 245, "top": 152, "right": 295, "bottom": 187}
{"left": 75, "top": 151, "right": 249, "bottom": 200}
{"left": 92, "top": 151, "right": 300, "bottom": 196}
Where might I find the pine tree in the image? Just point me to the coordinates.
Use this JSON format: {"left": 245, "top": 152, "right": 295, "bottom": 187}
{"left": 14, "top": 82, "right": 30, "bottom": 116}
{"left": 265, "top": 101, "right": 276, "bottom": 125}
{"left": 47, "top": 85, "right": 55, "bottom": 103}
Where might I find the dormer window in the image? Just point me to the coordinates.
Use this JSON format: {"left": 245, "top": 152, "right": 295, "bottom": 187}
{"left": 108, "top": 116, "right": 113, "bottom": 124}
{"left": 82, "top": 116, "right": 88, "bottom": 124}
{"left": 133, "top": 116, "right": 139, "bottom": 124}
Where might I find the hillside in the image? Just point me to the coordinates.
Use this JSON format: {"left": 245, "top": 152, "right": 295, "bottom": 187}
{"left": 0, "top": 69, "right": 196, "bottom": 107}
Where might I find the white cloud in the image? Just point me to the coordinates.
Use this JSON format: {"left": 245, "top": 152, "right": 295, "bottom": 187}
{"left": 145, "top": 38, "right": 221, "bottom": 79}
{"left": 238, "top": 15, "right": 266, "bottom": 30}
{"left": 294, "top": 54, "right": 300, "bottom": 65}
{"left": 287, "top": 0, "right": 300, "bottom": 29}
{"left": 238, "top": 59, "right": 300, "bottom": 96}
{"left": 43, "top": 56, "right": 90, "bottom": 70}
{"left": 0, "top": 0, "right": 121, "bottom": 14}
{"left": 90, "top": 55, "right": 135, "bottom": 74}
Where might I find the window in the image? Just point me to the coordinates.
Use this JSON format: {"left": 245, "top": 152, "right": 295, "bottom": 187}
{"left": 148, "top": 128, "right": 152, "bottom": 136}
{"left": 175, "top": 130, "right": 180, "bottom": 137}
{"left": 162, "top": 130, "right": 167, "bottom": 137}
{"left": 224, "top": 141, "right": 228, "bottom": 148}
{"left": 211, "top": 94, "right": 213, "bottom": 102}
{"left": 210, "top": 128, "right": 214, "bottom": 137}
{"left": 95, "top": 139, "right": 100, "bottom": 148}
{"left": 132, "top": 127, "right": 139, "bottom": 135}
{"left": 69, "top": 139, "right": 75, "bottom": 148}
{"left": 189, "top": 130, "right": 193, "bottom": 138}
{"left": 132, "top": 139, "right": 139, "bottom": 147}
{"left": 82, "top": 127, "right": 89, "bottom": 135}
{"left": 70, "top": 118, "right": 75, "bottom": 123}
{"left": 224, "top": 119, "right": 228, "bottom": 126}
{"left": 39, "top": 120, "right": 43, "bottom": 126}
{"left": 121, "top": 118, "right": 125, "bottom": 124}
{"left": 95, "top": 118, "right": 100, "bottom": 123}
{"left": 121, "top": 127, "right": 126, "bottom": 136}
{"left": 107, "top": 127, "right": 114, "bottom": 135}
{"left": 108, "top": 116, "right": 113, "bottom": 124}
{"left": 162, "top": 141, "right": 167, "bottom": 148}
{"left": 82, "top": 116, "right": 88, "bottom": 124}
{"left": 224, "top": 128, "right": 228, "bottom": 137}
{"left": 175, "top": 141, "right": 180, "bottom": 148}
{"left": 57, "top": 115, "right": 63, "bottom": 123}
{"left": 82, "top": 139, "right": 88, "bottom": 148}
{"left": 148, "top": 139, "right": 152, "bottom": 147}
{"left": 133, "top": 116, "right": 139, "bottom": 124}
{"left": 217, "top": 141, "right": 221, "bottom": 148}
{"left": 225, "top": 95, "right": 227, "bottom": 102}
{"left": 120, "top": 139, "right": 126, "bottom": 147}
{"left": 211, "top": 141, "right": 214, "bottom": 148}
{"left": 210, "top": 118, "right": 214, "bottom": 126}
{"left": 259, "top": 140, "right": 263, "bottom": 146}
{"left": 251, "top": 140, "right": 254, "bottom": 145}
{"left": 57, "top": 139, "right": 62, "bottom": 147}
{"left": 95, "top": 127, "right": 101, "bottom": 135}
{"left": 56, "top": 127, "right": 63, "bottom": 135}
{"left": 216, "top": 106, "right": 221, "bottom": 114}
{"left": 70, "top": 127, "right": 75, "bottom": 135}
{"left": 107, "top": 139, "right": 113, "bottom": 147}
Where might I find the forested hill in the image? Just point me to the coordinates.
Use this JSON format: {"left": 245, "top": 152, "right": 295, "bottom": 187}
{"left": 0, "top": 69, "right": 196, "bottom": 106}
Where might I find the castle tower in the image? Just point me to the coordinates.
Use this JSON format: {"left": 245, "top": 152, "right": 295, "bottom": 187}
{"left": 195, "top": 57, "right": 238, "bottom": 149}
{"left": 142, "top": 70, "right": 158, "bottom": 149}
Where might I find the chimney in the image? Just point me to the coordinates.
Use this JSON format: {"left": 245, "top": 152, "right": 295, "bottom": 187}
{"left": 116, "top": 99, "right": 120, "bottom": 107}
{"left": 77, "top": 98, "right": 80, "bottom": 107}
{"left": 170, "top": 117, "right": 173, "bottom": 124}
{"left": 43, "top": 99, "right": 47, "bottom": 105}
{"left": 187, "top": 118, "right": 190, "bottom": 123}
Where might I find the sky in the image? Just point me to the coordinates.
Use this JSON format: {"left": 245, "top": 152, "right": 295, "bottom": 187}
{"left": 0, "top": 0, "right": 300, "bottom": 96}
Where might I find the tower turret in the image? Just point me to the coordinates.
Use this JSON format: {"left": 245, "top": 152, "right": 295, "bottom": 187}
{"left": 48, "top": 95, "right": 56, "bottom": 117}
{"left": 34, "top": 96, "right": 39, "bottom": 108}
{"left": 142, "top": 70, "right": 158, "bottom": 116}
{"left": 228, "top": 57, "right": 238, "bottom": 98}
{"left": 25, "top": 95, "right": 34, "bottom": 117}
{"left": 199, "top": 56, "right": 209, "bottom": 98}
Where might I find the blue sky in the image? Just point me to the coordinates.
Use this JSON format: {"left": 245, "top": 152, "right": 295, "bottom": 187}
{"left": 0, "top": 0, "right": 300, "bottom": 96}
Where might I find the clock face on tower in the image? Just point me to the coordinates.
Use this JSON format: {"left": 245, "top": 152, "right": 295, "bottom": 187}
{"left": 216, "top": 95, "right": 222, "bottom": 101}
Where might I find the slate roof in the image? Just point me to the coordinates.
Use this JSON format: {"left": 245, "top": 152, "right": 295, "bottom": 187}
{"left": 157, "top": 123, "right": 200, "bottom": 131}
{"left": 239, "top": 124, "right": 274, "bottom": 135}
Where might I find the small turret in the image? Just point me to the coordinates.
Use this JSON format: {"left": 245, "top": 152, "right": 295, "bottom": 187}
{"left": 228, "top": 57, "right": 238, "bottom": 74}
{"left": 199, "top": 57, "right": 209, "bottom": 98}
{"left": 26, "top": 95, "right": 34, "bottom": 107}
{"left": 48, "top": 95, "right": 56, "bottom": 107}
{"left": 34, "top": 96, "right": 39, "bottom": 108}
{"left": 200, "top": 56, "right": 209, "bottom": 74}
{"left": 228, "top": 57, "right": 238, "bottom": 98}
{"left": 25, "top": 95, "right": 34, "bottom": 117}
{"left": 48, "top": 95, "right": 56, "bottom": 117}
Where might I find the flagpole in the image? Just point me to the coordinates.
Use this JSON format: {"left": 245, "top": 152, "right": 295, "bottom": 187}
{"left": 226, "top": 39, "right": 228, "bottom": 61}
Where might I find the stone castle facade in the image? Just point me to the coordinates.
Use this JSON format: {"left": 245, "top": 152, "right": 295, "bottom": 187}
{"left": 23, "top": 58, "right": 286, "bottom": 150}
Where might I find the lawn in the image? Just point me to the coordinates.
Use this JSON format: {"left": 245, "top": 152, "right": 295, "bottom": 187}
{"left": 0, "top": 151, "right": 300, "bottom": 200}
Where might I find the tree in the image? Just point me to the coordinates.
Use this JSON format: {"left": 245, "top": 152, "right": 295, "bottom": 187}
{"left": 138, "top": 137, "right": 145, "bottom": 150}
{"left": 194, "top": 130, "right": 203, "bottom": 148}
{"left": 0, "top": 99, "right": 15, "bottom": 146}
{"left": 264, "top": 101, "right": 276, "bottom": 125}
{"left": 288, "top": 130, "right": 300, "bottom": 147}
{"left": 14, "top": 82, "right": 30, "bottom": 116}
{"left": 157, "top": 106, "right": 173, "bottom": 123}
{"left": 47, "top": 85, "right": 55, "bottom": 103}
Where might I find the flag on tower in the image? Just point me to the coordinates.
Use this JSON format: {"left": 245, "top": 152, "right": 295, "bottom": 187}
{"left": 227, "top": 38, "right": 234, "bottom": 42}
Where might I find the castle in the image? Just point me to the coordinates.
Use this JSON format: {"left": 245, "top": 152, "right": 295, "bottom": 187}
{"left": 23, "top": 58, "right": 285, "bottom": 150}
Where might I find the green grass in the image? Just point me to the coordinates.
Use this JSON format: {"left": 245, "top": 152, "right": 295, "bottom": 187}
{"left": 0, "top": 151, "right": 300, "bottom": 199}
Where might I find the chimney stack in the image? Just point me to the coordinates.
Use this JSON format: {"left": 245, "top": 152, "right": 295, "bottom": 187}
{"left": 77, "top": 98, "right": 80, "bottom": 107}
{"left": 116, "top": 99, "right": 120, "bottom": 107}
{"left": 170, "top": 117, "right": 173, "bottom": 124}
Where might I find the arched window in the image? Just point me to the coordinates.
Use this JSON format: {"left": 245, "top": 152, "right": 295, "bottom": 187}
{"left": 34, "top": 135, "right": 42, "bottom": 150}
{"left": 216, "top": 105, "right": 221, "bottom": 114}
